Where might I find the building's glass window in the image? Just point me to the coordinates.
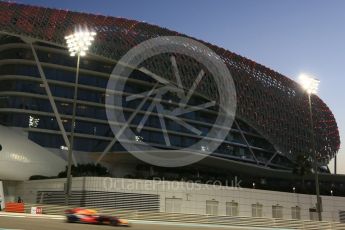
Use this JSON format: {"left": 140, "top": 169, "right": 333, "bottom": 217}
{"left": 252, "top": 203, "right": 263, "bottom": 217}
{"left": 28, "top": 131, "right": 65, "bottom": 149}
{"left": 272, "top": 205, "right": 283, "bottom": 218}
{"left": 0, "top": 47, "right": 33, "bottom": 60}
{"left": 0, "top": 47, "right": 292, "bottom": 169}
{"left": 291, "top": 206, "right": 301, "bottom": 219}
{"left": 254, "top": 150, "right": 273, "bottom": 163}
{"left": 226, "top": 201, "right": 239, "bottom": 216}
{"left": 206, "top": 200, "right": 219, "bottom": 216}
{"left": 0, "top": 64, "right": 39, "bottom": 77}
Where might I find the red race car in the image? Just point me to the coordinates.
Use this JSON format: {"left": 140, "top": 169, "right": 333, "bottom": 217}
{"left": 65, "top": 208, "right": 130, "bottom": 227}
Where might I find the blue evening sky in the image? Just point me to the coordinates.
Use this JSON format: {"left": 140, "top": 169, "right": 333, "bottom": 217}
{"left": 18, "top": 0, "right": 345, "bottom": 173}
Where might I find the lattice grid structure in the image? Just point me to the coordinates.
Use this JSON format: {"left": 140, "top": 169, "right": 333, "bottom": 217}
{"left": 0, "top": 2, "right": 340, "bottom": 165}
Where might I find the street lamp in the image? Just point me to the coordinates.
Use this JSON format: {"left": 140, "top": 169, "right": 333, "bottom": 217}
{"left": 64, "top": 26, "right": 96, "bottom": 205}
{"left": 299, "top": 73, "right": 322, "bottom": 221}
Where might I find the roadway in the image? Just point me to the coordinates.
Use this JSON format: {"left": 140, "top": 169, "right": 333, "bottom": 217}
{"left": 0, "top": 215, "right": 281, "bottom": 230}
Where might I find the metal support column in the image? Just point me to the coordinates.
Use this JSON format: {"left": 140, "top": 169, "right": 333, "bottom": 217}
{"left": 265, "top": 151, "right": 278, "bottom": 167}
{"left": 66, "top": 53, "right": 81, "bottom": 205}
{"left": 308, "top": 94, "right": 322, "bottom": 221}
{"left": 28, "top": 41, "right": 76, "bottom": 165}
{"left": 234, "top": 120, "right": 259, "bottom": 164}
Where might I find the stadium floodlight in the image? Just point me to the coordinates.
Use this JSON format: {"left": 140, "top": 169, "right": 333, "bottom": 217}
{"left": 64, "top": 26, "right": 96, "bottom": 206}
{"left": 299, "top": 73, "right": 320, "bottom": 95}
{"left": 299, "top": 73, "right": 322, "bottom": 221}
{"left": 65, "top": 27, "right": 96, "bottom": 57}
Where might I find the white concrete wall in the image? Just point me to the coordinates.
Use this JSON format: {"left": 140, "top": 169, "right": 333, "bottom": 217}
{"left": 0, "top": 125, "right": 66, "bottom": 181}
{"left": 12, "top": 177, "right": 345, "bottom": 222}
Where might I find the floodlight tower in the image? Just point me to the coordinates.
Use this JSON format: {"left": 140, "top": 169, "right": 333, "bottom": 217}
{"left": 299, "top": 73, "right": 321, "bottom": 221}
{"left": 64, "top": 26, "right": 96, "bottom": 205}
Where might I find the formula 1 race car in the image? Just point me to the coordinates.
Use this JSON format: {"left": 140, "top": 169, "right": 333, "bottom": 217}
{"left": 65, "top": 208, "right": 130, "bottom": 227}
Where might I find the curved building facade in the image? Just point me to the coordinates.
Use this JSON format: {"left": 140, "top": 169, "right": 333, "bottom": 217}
{"left": 0, "top": 2, "right": 340, "bottom": 180}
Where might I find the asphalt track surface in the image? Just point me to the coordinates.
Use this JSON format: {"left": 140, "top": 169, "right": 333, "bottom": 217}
{"left": 0, "top": 215, "right": 283, "bottom": 230}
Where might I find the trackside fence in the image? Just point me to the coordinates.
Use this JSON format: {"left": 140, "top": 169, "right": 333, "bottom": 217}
{"left": 20, "top": 203, "right": 345, "bottom": 230}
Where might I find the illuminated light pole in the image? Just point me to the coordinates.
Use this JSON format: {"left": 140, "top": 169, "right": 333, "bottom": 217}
{"left": 64, "top": 26, "right": 96, "bottom": 205}
{"left": 299, "top": 73, "right": 321, "bottom": 221}
{"left": 331, "top": 190, "right": 334, "bottom": 221}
